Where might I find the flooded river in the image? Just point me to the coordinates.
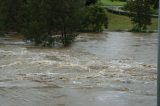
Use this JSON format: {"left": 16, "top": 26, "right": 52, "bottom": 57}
{"left": 0, "top": 32, "right": 157, "bottom": 106}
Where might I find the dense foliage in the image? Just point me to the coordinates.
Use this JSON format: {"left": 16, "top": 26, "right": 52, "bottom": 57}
{"left": 0, "top": 0, "right": 25, "bottom": 32}
{"left": 150, "top": 0, "right": 158, "bottom": 9}
{"left": 0, "top": 0, "right": 108, "bottom": 47}
{"left": 110, "top": 0, "right": 126, "bottom": 2}
{"left": 22, "top": 0, "right": 85, "bottom": 46}
{"left": 125, "top": 0, "right": 152, "bottom": 31}
{"left": 86, "top": 0, "right": 98, "bottom": 6}
{"left": 81, "top": 5, "right": 108, "bottom": 32}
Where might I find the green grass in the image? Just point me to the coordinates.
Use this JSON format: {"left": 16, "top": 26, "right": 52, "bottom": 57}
{"left": 148, "top": 18, "right": 158, "bottom": 31}
{"left": 101, "top": 0, "right": 126, "bottom": 6}
{"left": 107, "top": 12, "right": 158, "bottom": 31}
{"left": 100, "top": 0, "right": 158, "bottom": 32}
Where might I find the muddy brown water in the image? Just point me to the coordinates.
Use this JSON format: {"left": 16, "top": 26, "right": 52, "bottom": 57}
{"left": 0, "top": 32, "right": 157, "bottom": 106}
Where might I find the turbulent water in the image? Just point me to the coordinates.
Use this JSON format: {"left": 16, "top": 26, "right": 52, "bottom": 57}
{"left": 0, "top": 32, "right": 157, "bottom": 106}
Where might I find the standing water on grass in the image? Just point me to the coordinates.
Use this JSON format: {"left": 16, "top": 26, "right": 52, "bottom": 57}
{"left": 0, "top": 31, "right": 157, "bottom": 106}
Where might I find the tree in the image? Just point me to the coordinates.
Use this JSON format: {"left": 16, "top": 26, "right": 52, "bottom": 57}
{"left": 85, "top": 0, "right": 98, "bottom": 6}
{"left": 22, "top": 0, "right": 86, "bottom": 46}
{"left": 126, "top": 0, "right": 151, "bottom": 31}
{"left": 150, "top": 0, "right": 158, "bottom": 9}
{"left": 0, "top": 0, "right": 26, "bottom": 32}
{"left": 82, "top": 5, "right": 108, "bottom": 32}
{"left": 0, "top": 0, "right": 108, "bottom": 47}
{"left": 154, "top": 0, "right": 158, "bottom": 9}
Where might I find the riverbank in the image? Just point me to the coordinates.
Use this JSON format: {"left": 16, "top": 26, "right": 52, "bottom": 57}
{"left": 107, "top": 12, "right": 158, "bottom": 32}
{"left": 100, "top": 0, "right": 158, "bottom": 32}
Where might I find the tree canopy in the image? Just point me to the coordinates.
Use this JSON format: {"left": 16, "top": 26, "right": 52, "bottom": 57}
{"left": 22, "top": 0, "right": 86, "bottom": 46}
{"left": 0, "top": 0, "right": 108, "bottom": 46}
{"left": 150, "top": 0, "right": 158, "bottom": 9}
{"left": 126, "top": 0, "right": 152, "bottom": 31}
{"left": 85, "top": 0, "right": 98, "bottom": 6}
{"left": 81, "top": 5, "right": 108, "bottom": 32}
{"left": 0, "top": 0, "right": 25, "bottom": 32}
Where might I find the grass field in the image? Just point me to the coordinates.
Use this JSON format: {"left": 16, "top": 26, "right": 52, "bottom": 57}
{"left": 107, "top": 12, "right": 158, "bottom": 31}
{"left": 101, "top": 0, "right": 126, "bottom": 6}
{"left": 100, "top": 0, "right": 158, "bottom": 32}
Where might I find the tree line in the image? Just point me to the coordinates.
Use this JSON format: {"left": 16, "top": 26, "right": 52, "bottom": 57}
{"left": 0, "top": 0, "right": 108, "bottom": 46}
{"left": 0, "top": 0, "right": 158, "bottom": 46}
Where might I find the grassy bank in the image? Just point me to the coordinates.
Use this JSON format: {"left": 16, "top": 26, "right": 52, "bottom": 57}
{"left": 101, "top": 0, "right": 126, "bottom": 6}
{"left": 107, "top": 12, "right": 158, "bottom": 32}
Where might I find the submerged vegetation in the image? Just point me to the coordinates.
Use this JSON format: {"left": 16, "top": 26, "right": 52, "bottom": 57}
{"left": 0, "top": 0, "right": 108, "bottom": 47}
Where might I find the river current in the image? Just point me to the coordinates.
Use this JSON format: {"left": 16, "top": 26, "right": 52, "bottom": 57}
{"left": 0, "top": 31, "right": 157, "bottom": 106}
